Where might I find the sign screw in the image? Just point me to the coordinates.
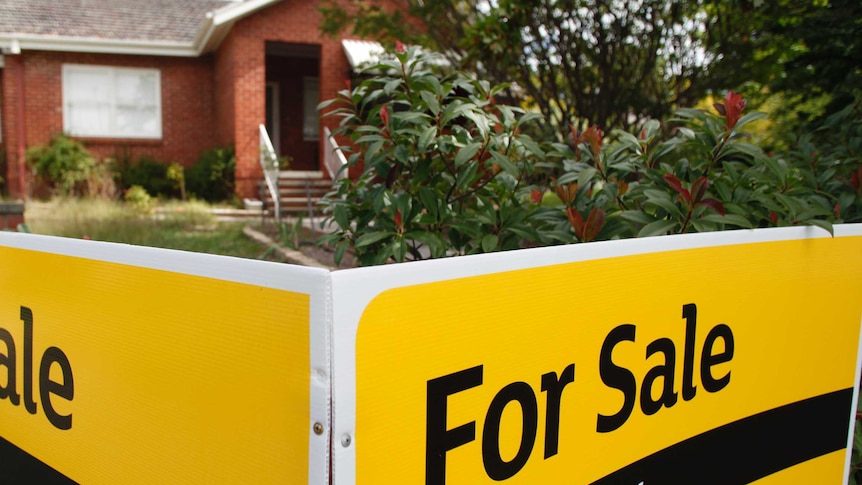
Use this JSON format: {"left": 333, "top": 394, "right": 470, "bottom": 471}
{"left": 341, "top": 434, "right": 352, "bottom": 447}
{"left": 313, "top": 422, "right": 324, "bottom": 435}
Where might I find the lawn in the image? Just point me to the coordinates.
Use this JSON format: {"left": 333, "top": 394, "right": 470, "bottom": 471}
{"left": 23, "top": 198, "right": 288, "bottom": 262}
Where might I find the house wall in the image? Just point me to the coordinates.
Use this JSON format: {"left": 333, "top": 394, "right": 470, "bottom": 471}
{"left": 1, "top": 51, "right": 216, "bottom": 197}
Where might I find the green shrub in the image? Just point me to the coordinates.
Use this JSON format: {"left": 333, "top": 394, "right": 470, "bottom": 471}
{"left": 115, "top": 154, "right": 176, "bottom": 198}
{"left": 186, "top": 147, "right": 236, "bottom": 202}
{"left": 319, "top": 48, "right": 848, "bottom": 266}
{"left": 320, "top": 47, "right": 544, "bottom": 265}
{"left": 123, "top": 185, "right": 152, "bottom": 212}
{"left": 166, "top": 162, "right": 186, "bottom": 201}
{"left": 26, "top": 134, "right": 96, "bottom": 196}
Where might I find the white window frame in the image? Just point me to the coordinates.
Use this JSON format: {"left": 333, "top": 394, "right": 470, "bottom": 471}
{"left": 62, "top": 64, "right": 162, "bottom": 139}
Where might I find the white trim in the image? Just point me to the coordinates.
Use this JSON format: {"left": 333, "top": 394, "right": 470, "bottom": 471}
{"left": 209, "top": 0, "right": 281, "bottom": 26}
{"left": 0, "top": 34, "right": 198, "bottom": 57}
{"left": 329, "top": 224, "right": 862, "bottom": 484}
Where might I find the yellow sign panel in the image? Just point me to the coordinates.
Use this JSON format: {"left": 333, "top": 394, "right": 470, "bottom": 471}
{"left": 0, "top": 246, "right": 313, "bottom": 484}
{"left": 354, "top": 235, "right": 862, "bottom": 483}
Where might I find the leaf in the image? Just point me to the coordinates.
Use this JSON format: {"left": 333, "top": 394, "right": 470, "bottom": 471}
{"left": 700, "top": 213, "right": 753, "bottom": 228}
{"left": 518, "top": 135, "right": 545, "bottom": 158}
{"left": 334, "top": 243, "right": 347, "bottom": 266}
{"left": 489, "top": 150, "right": 519, "bottom": 176}
{"left": 804, "top": 219, "right": 834, "bottom": 235}
{"left": 698, "top": 198, "right": 726, "bottom": 216}
{"left": 731, "top": 111, "right": 767, "bottom": 131}
{"left": 643, "top": 190, "right": 683, "bottom": 217}
{"left": 620, "top": 210, "right": 656, "bottom": 225}
{"left": 663, "top": 173, "right": 690, "bottom": 203}
{"left": 418, "top": 126, "right": 437, "bottom": 152}
{"left": 354, "top": 231, "right": 393, "bottom": 248}
{"left": 481, "top": 234, "right": 499, "bottom": 253}
{"left": 454, "top": 142, "right": 482, "bottom": 167}
{"left": 578, "top": 166, "right": 598, "bottom": 188}
{"left": 333, "top": 204, "right": 349, "bottom": 229}
{"left": 418, "top": 187, "right": 439, "bottom": 219}
{"left": 420, "top": 91, "right": 440, "bottom": 115}
{"left": 391, "top": 111, "right": 431, "bottom": 123}
{"left": 637, "top": 219, "right": 677, "bottom": 237}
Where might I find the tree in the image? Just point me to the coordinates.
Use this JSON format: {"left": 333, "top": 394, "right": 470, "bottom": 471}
{"left": 320, "top": 0, "right": 766, "bottom": 136}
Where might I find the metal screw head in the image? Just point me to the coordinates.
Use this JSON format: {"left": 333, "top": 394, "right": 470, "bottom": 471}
{"left": 341, "top": 434, "right": 352, "bottom": 447}
{"left": 313, "top": 422, "right": 324, "bottom": 435}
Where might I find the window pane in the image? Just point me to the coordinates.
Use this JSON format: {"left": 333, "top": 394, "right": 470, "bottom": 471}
{"left": 66, "top": 69, "right": 110, "bottom": 103}
{"left": 67, "top": 104, "right": 111, "bottom": 136}
{"left": 116, "top": 107, "right": 159, "bottom": 136}
{"left": 115, "top": 70, "right": 158, "bottom": 106}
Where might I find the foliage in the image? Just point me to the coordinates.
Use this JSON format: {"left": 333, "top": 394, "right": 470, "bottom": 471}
{"left": 320, "top": 0, "right": 767, "bottom": 135}
{"left": 318, "top": 48, "right": 850, "bottom": 266}
{"left": 319, "top": 47, "right": 546, "bottom": 265}
{"left": 26, "top": 134, "right": 97, "bottom": 196}
{"left": 186, "top": 147, "right": 237, "bottom": 202}
{"left": 115, "top": 154, "right": 175, "bottom": 198}
{"left": 760, "top": 0, "right": 862, "bottom": 117}
{"left": 533, "top": 90, "right": 839, "bottom": 244}
{"left": 24, "top": 198, "right": 287, "bottom": 262}
{"left": 166, "top": 162, "right": 186, "bottom": 201}
{"left": 123, "top": 185, "right": 153, "bottom": 212}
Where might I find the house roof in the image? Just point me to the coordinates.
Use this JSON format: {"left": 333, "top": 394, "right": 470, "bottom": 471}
{"left": 0, "top": 0, "right": 281, "bottom": 57}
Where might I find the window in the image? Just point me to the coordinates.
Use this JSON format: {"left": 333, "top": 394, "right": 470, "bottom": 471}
{"left": 62, "top": 64, "right": 161, "bottom": 139}
{"left": 303, "top": 77, "right": 319, "bottom": 141}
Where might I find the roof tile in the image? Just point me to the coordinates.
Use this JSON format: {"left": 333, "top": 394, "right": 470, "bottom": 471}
{"left": 0, "top": 0, "right": 235, "bottom": 43}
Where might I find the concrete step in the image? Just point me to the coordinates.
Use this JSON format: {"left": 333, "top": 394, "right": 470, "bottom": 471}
{"left": 277, "top": 170, "right": 325, "bottom": 179}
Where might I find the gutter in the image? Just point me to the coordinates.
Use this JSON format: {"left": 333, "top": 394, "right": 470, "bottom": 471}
{"left": 0, "top": 34, "right": 198, "bottom": 57}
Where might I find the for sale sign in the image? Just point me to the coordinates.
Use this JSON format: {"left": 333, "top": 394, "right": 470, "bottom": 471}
{"left": 331, "top": 226, "right": 862, "bottom": 484}
{"left": 0, "top": 233, "right": 330, "bottom": 485}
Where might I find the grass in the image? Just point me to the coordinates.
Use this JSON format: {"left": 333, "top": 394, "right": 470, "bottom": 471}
{"left": 24, "top": 198, "right": 288, "bottom": 262}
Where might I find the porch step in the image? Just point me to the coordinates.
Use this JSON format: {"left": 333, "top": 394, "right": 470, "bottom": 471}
{"left": 258, "top": 172, "right": 334, "bottom": 214}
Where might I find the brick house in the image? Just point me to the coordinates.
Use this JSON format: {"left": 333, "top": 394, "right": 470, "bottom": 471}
{"left": 0, "top": 0, "right": 389, "bottom": 200}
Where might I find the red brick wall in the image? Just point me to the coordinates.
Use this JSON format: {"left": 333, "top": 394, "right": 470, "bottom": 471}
{"left": 2, "top": 51, "right": 216, "bottom": 197}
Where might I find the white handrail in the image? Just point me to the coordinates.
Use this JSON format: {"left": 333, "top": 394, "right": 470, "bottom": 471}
{"left": 324, "top": 126, "right": 349, "bottom": 182}
{"left": 258, "top": 124, "right": 280, "bottom": 220}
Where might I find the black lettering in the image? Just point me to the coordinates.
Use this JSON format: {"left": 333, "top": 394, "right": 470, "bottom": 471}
{"left": 426, "top": 365, "right": 483, "bottom": 485}
{"left": 540, "top": 364, "right": 575, "bottom": 458}
{"left": 0, "top": 328, "right": 20, "bottom": 405}
{"left": 681, "top": 303, "right": 697, "bottom": 401}
{"left": 597, "top": 324, "right": 637, "bottom": 433}
{"left": 21, "top": 306, "right": 37, "bottom": 414}
{"left": 701, "top": 324, "right": 734, "bottom": 393}
{"left": 482, "top": 382, "right": 538, "bottom": 481}
{"left": 39, "top": 347, "right": 74, "bottom": 430}
{"left": 640, "top": 338, "right": 678, "bottom": 415}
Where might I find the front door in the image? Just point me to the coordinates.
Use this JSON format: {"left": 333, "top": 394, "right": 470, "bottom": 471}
{"left": 265, "top": 42, "right": 321, "bottom": 171}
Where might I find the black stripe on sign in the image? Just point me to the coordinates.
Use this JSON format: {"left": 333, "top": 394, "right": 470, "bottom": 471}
{"left": 591, "top": 388, "right": 853, "bottom": 485}
{"left": 0, "top": 435, "right": 77, "bottom": 484}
